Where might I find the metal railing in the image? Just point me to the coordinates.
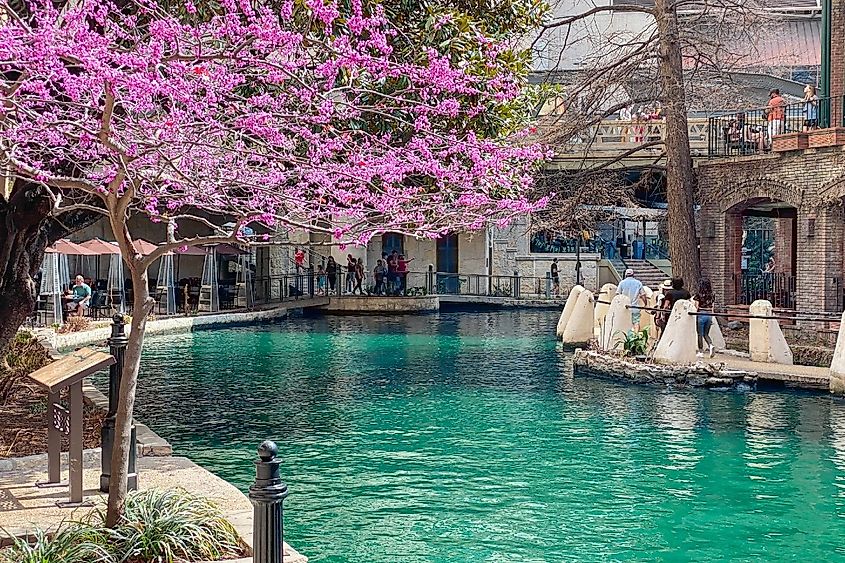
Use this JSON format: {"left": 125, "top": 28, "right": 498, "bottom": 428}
{"left": 737, "top": 272, "right": 795, "bottom": 309}
{"left": 707, "top": 97, "right": 833, "bottom": 158}
{"left": 250, "top": 268, "right": 567, "bottom": 303}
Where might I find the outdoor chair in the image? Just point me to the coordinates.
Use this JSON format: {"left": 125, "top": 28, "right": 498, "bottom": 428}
{"left": 88, "top": 291, "right": 110, "bottom": 320}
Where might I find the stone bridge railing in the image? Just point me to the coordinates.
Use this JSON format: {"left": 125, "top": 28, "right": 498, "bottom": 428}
{"left": 553, "top": 118, "right": 710, "bottom": 157}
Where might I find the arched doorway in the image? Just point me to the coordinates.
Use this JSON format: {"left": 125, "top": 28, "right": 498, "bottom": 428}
{"left": 726, "top": 198, "right": 797, "bottom": 309}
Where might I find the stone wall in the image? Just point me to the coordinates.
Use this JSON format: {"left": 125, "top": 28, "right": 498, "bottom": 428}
{"left": 322, "top": 296, "right": 439, "bottom": 313}
{"left": 696, "top": 146, "right": 845, "bottom": 314}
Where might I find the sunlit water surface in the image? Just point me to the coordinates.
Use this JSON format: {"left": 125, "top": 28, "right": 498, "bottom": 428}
{"left": 116, "top": 311, "right": 845, "bottom": 562}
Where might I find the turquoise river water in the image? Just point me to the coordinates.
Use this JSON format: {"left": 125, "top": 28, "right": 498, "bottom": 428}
{"left": 126, "top": 310, "right": 845, "bottom": 562}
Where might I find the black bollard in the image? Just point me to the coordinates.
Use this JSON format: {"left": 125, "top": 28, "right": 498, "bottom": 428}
{"left": 513, "top": 270, "right": 521, "bottom": 299}
{"left": 100, "top": 314, "right": 137, "bottom": 492}
{"left": 249, "top": 440, "right": 289, "bottom": 563}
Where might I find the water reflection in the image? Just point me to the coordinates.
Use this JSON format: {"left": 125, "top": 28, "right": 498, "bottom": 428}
{"left": 118, "top": 312, "right": 845, "bottom": 563}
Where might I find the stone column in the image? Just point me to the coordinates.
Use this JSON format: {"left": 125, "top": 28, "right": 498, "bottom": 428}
{"left": 795, "top": 205, "right": 843, "bottom": 318}
{"left": 268, "top": 245, "right": 286, "bottom": 300}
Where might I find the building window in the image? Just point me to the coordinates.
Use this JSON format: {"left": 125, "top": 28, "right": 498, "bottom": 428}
{"left": 382, "top": 233, "right": 404, "bottom": 256}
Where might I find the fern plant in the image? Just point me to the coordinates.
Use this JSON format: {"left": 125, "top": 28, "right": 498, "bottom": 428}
{"left": 617, "top": 329, "right": 650, "bottom": 357}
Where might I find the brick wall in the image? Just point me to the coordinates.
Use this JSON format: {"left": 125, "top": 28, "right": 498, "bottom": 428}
{"left": 697, "top": 146, "right": 845, "bottom": 313}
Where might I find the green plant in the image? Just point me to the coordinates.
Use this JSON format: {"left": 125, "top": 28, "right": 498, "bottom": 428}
{"left": 0, "top": 331, "right": 52, "bottom": 403}
{"left": 94, "top": 489, "right": 242, "bottom": 563}
{"left": 617, "top": 329, "right": 650, "bottom": 357}
{"left": 0, "top": 524, "right": 113, "bottom": 563}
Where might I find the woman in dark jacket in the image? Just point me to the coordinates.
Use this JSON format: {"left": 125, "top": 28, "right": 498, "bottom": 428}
{"left": 325, "top": 256, "right": 338, "bottom": 293}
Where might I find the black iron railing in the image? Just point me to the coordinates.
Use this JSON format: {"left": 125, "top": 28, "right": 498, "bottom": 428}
{"left": 707, "top": 97, "right": 833, "bottom": 158}
{"left": 738, "top": 272, "right": 795, "bottom": 309}
{"left": 251, "top": 269, "right": 566, "bottom": 303}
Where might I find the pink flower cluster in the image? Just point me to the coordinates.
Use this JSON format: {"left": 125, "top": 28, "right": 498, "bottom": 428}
{"left": 0, "top": 0, "right": 547, "bottom": 244}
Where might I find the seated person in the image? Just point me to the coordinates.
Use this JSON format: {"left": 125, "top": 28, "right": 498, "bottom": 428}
{"left": 66, "top": 275, "right": 92, "bottom": 317}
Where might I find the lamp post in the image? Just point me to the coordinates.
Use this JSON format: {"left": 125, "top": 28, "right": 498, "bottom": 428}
{"left": 100, "top": 314, "right": 137, "bottom": 492}
{"left": 249, "top": 440, "right": 289, "bottom": 563}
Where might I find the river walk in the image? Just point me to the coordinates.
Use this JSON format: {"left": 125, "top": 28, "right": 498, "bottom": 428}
{"left": 708, "top": 352, "right": 831, "bottom": 391}
{"left": 0, "top": 449, "right": 306, "bottom": 563}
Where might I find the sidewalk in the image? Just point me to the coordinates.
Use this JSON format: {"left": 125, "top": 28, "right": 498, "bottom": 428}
{"left": 705, "top": 352, "right": 830, "bottom": 391}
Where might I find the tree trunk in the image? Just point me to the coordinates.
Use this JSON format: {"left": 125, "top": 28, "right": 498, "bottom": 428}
{"left": 0, "top": 184, "right": 53, "bottom": 355}
{"left": 654, "top": 0, "right": 701, "bottom": 286}
{"left": 106, "top": 266, "right": 152, "bottom": 527}
{"left": 0, "top": 181, "right": 101, "bottom": 358}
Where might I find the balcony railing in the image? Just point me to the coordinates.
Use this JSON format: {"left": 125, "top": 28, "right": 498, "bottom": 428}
{"left": 707, "top": 96, "right": 841, "bottom": 158}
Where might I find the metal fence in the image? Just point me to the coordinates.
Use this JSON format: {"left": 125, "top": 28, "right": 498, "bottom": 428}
{"left": 251, "top": 268, "right": 564, "bottom": 304}
{"left": 738, "top": 272, "right": 795, "bottom": 309}
{"left": 707, "top": 97, "right": 833, "bottom": 158}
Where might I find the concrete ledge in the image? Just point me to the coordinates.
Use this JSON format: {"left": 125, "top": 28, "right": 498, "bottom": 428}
{"left": 82, "top": 382, "right": 172, "bottom": 457}
{"left": 323, "top": 296, "right": 438, "bottom": 313}
{"left": 38, "top": 300, "right": 329, "bottom": 350}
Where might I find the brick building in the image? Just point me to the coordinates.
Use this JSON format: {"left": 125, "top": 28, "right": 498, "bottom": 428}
{"left": 697, "top": 0, "right": 845, "bottom": 313}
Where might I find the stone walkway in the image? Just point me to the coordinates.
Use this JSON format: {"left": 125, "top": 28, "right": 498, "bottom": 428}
{"left": 706, "top": 353, "right": 830, "bottom": 391}
{"left": 0, "top": 449, "right": 306, "bottom": 562}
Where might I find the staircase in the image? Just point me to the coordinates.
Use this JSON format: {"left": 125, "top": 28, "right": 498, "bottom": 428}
{"left": 624, "top": 259, "right": 668, "bottom": 290}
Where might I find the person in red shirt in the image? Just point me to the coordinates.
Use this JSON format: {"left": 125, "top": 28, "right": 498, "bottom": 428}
{"left": 294, "top": 248, "right": 305, "bottom": 272}
{"left": 397, "top": 254, "right": 414, "bottom": 294}
{"left": 766, "top": 89, "right": 786, "bottom": 143}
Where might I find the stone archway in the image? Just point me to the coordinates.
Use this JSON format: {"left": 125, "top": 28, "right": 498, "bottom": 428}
{"left": 723, "top": 198, "right": 798, "bottom": 309}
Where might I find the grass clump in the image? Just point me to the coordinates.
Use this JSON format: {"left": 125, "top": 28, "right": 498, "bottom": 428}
{"left": 0, "top": 489, "right": 243, "bottom": 563}
{"left": 0, "top": 524, "right": 112, "bottom": 563}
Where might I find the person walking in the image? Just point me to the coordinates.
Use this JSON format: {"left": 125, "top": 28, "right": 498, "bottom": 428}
{"left": 550, "top": 258, "right": 560, "bottom": 296}
{"left": 616, "top": 268, "right": 645, "bottom": 330}
{"left": 326, "top": 256, "right": 338, "bottom": 293}
{"left": 345, "top": 254, "right": 355, "bottom": 294}
{"left": 373, "top": 259, "right": 387, "bottom": 295}
{"left": 354, "top": 258, "right": 365, "bottom": 295}
{"left": 693, "top": 278, "right": 716, "bottom": 358}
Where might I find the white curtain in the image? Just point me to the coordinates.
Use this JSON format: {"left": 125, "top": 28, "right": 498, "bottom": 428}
{"left": 39, "top": 253, "right": 63, "bottom": 324}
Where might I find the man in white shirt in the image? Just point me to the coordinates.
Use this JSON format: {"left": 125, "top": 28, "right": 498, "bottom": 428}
{"left": 616, "top": 268, "right": 645, "bottom": 329}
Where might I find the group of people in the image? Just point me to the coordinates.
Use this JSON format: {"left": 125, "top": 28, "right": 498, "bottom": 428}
{"left": 727, "top": 85, "right": 819, "bottom": 152}
{"left": 618, "top": 104, "right": 664, "bottom": 143}
{"left": 314, "top": 251, "right": 414, "bottom": 296}
{"left": 617, "top": 269, "right": 716, "bottom": 358}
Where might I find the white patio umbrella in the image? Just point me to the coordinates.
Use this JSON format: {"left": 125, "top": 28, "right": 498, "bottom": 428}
{"left": 156, "top": 253, "right": 177, "bottom": 315}
{"left": 199, "top": 246, "right": 219, "bottom": 312}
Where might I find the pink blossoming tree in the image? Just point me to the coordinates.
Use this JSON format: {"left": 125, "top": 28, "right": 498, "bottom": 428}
{"left": 0, "top": 0, "right": 546, "bottom": 522}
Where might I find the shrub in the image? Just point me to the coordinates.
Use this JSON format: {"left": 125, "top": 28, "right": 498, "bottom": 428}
{"left": 95, "top": 489, "right": 243, "bottom": 563}
{"left": 0, "top": 524, "right": 113, "bottom": 563}
{"left": 0, "top": 489, "right": 243, "bottom": 563}
{"left": 0, "top": 332, "right": 52, "bottom": 403}
{"left": 56, "top": 316, "right": 92, "bottom": 334}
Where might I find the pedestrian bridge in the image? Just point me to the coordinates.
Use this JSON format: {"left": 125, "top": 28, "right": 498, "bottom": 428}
{"left": 547, "top": 118, "right": 710, "bottom": 169}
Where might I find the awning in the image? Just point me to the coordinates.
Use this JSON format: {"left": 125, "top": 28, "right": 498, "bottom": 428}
{"left": 215, "top": 244, "right": 248, "bottom": 256}
{"left": 46, "top": 239, "right": 97, "bottom": 256}
{"left": 131, "top": 239, "right": 159, "bottom": 256}
{"left": 79, "top": 238, "right": 121, "bottom": 255}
